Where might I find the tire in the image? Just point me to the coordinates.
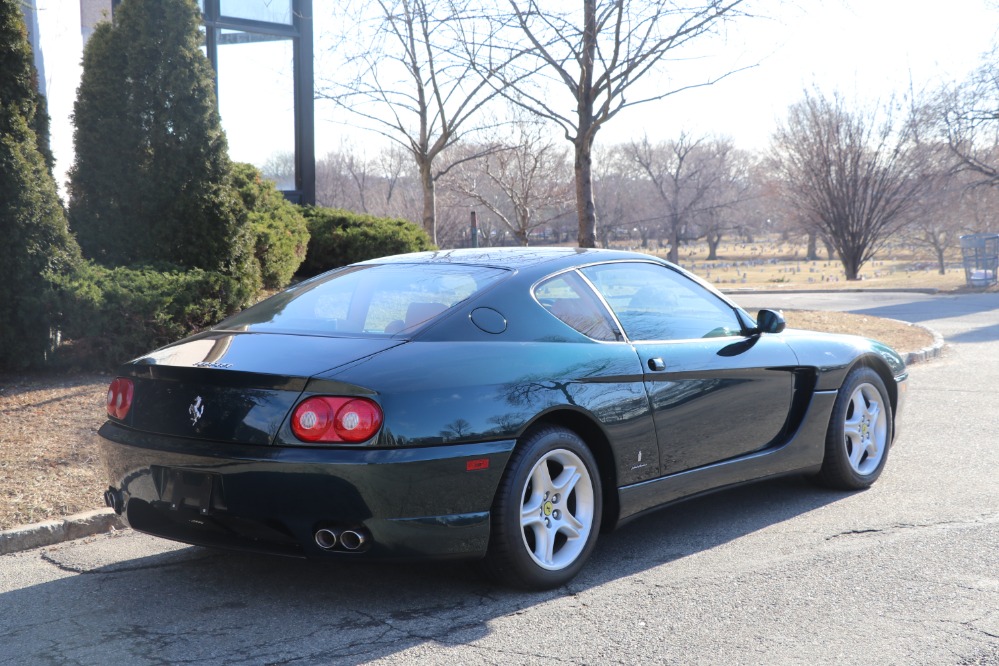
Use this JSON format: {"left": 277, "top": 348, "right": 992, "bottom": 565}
{"left": 481, "top": 425, "right": 602, "bottom": 590}
{"left": 814, "top": 366, "right": 893, "bottom": 490}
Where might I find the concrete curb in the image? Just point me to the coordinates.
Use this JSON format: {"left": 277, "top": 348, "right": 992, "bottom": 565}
{"left": 0, "top": 508, "right": 123, "bottom": 556}
{"left": 721, "top": 287, "right": 941, "bottom": 295}
{"left": 0, "top": 320, "right": 946, "bottom": 557}
{"left": 902, "top": 322, "right": 946, "bottom": 366}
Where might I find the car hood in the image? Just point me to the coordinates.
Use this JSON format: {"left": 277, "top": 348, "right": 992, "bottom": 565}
{"left": 115, "top": 332, "right": 404, "bottom": 445}
{"left": 780, "top": 328, "right": 906, "bottom": 378}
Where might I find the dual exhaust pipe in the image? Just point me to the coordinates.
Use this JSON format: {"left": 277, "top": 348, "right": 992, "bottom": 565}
{"left": 314, "top": 527, "right": 368, "bottom": 551}
{"left": 105, "top": 485, "right": 369, "bottom": 553}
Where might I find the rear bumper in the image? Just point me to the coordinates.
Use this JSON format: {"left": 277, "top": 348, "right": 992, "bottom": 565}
{"left": 98, "top": 421, "right": 515, "bottom": 561}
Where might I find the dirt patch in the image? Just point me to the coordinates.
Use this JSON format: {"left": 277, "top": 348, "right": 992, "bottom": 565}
{"left": 0, "top": 373, "right": 109, "bottom": 531}
{"left": 782, "top": 310, "right": 936, "bottom": 352}
{"left": 0, "top": 312, "right": 938, "bottom": 532}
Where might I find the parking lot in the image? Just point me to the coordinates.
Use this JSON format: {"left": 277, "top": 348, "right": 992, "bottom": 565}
{"left": 1, "top": 291, "right": 997, "bottom": 665}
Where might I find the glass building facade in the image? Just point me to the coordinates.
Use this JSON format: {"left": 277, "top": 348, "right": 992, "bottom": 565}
{"left": 199, "top": 0, "right": 315, "bottom": 204}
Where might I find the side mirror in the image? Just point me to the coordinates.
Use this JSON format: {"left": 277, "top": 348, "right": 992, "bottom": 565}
{"left": 754, "top": 309, "right": 786, "bottom": 335}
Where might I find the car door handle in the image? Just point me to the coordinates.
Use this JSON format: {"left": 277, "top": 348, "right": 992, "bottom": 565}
{"left": 647, "top": 357, "right": 666, "bottom": 371}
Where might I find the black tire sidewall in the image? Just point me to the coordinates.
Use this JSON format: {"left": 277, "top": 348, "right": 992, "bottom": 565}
{"left": 820, "top": 366, "right": 893, "bottom": 490}
{"left": 484, "top": 425, "right": 603, "bottom": 590}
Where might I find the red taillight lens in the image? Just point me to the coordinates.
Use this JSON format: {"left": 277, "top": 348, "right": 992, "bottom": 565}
{"left": 291, "top": 397, "right": 383, "bottom": 443}
{"left": 106, "top": 378, "right": 134, "bottom": 420}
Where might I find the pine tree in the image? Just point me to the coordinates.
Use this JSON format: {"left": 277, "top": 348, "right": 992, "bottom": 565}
{"left": 0, "top": 0, "right": 81, "bottom": 370}
{"left": 69, "top": 0, "right": 255, "bottom": 279}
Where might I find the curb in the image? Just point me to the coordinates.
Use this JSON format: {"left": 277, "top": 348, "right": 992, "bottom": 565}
{"left": 0, "top": 322, "right": 946, "bottom": 557}
{"left": 0, "top": 508, "right": 123, "bottom": 556}
{"left": 902, "top": 322, "right": 946, "bottom": 366}
{"left": 721, "top": 287, "right": 941, "bottom": 295}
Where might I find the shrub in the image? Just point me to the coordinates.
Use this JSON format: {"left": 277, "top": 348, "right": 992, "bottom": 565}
{"left": 51, "top": 261, "right": 257, "bottom": 369}
{"left": 231, "top": 162, "right": 310, "bottom": 289}
{"left": 68, "top": 0, "right": 256, "bottom": 286}
{"left": 0, "top": 0, "right": 81, "bottom": 371}
{"left": 298, "top": 207, "right": 435, "bottom": 277}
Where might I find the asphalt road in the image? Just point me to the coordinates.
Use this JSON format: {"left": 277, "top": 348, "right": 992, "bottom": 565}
{"left": 2, "top": 291, "right": 997, "bottom": 665}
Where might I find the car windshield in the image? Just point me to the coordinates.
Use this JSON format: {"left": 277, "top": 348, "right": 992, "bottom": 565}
{"left": 217, "top": 263, "right": 508, "bottom": 336}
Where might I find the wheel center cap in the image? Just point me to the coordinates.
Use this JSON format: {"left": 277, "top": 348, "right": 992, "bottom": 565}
{"left": 543, "top": 501, "right": 554, "bottom": 517}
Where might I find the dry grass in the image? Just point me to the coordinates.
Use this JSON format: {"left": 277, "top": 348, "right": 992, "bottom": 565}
{"left": 0, "top": 373, "right": 109, "bottom": 531}
{"left": 618, "top": 237, "right": 990, "bottom": 292}
{"left": 783, "top": 310, "right": 935, "bottom": 352}
{"left": 0, "top": 309, "right": 937, "bottom": 532}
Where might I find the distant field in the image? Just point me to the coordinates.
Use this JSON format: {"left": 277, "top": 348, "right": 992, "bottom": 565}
{"left": 609, "top": 236, "right": 986, "bottom": 292}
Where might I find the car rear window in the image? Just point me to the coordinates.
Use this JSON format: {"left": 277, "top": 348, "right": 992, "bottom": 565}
{"left": 218, "top": 263, "right": 508, "bottom": 335}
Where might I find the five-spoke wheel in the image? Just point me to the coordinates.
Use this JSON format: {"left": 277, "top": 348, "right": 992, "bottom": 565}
{"left": 815, "top": 366, "right": 893, "bottom": 489}
{"left": 482, "top": 426, "right": 602, "bottom": 589}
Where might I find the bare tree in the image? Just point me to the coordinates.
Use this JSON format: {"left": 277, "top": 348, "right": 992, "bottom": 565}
{"left": 691, "top": 141, "right": 755, "bottom": 260}
{"left": 316, "top": 145, "right": 423, "bottom": 221}
{"left": 628, "top": 133, "right": 736, "bottom": 263}
{"left": 940, "top": 45, "right": 999, "bottom": 185}
{"left": 318, "top": 0, "right": 510, "bottom": 244}
{"left": 479, "top": 0, "right": 752, "bottom": 248}
{"left": 261, "top": 152, "right": 296, "bottom": 190}
{"left": 593, "top": 144, "right": 651, "bottom": 248}
{"left": 449, "top": 120, "right": 574, "bottom": 245}
{"left": 902, "top": 138, "right": 973, "bottom": 275}
{"left": 771, "top": 91, "right": 926, "bottom": 281}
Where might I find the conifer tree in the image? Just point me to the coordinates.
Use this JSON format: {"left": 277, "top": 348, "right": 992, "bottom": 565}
{"left": 69, "top": 0, "right": 254, "bottom": 278}
{"left": 0, "top": 0, "right": 80, "bottom": 370}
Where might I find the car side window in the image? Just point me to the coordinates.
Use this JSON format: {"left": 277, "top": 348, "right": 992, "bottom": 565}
{"left": 535, "top": 271, "right": 618, "bottom": 341}
{"left": 581, "top": 262, "right": 743, "bottom": 341}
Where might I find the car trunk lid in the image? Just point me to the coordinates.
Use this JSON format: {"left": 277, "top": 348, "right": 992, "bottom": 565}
{"left": 119, "top": 332, "right": 402, "bottom": 445}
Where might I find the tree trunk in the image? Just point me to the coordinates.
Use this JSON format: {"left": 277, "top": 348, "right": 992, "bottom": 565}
{"left": 840, "top": 250, "right": 861, "bottom": 281}
{"left": 667, "top": 217, "right": 680, "bottom": 264}
{"left": 706, "top": 231, "right": 722, "bottom": 260}
{"left": 823, "top": 238, "right": 836, "bottom": 261}
{"left": 806, "top": 231, "right": 819, "bottom": 261}
{"left": 598, "top": 224, "right": 611, "bottom": 248}
{"left": 574, "top": 0, "right": 597, "bottom": 249}
{"left": 574, "top": 137, "right": 597, "bottom": 248}
{"left": 935, "top": 245, "right": 947, "bottom": 275}
{"left": 418, "top": 159, "right": 437, "bottom": 246}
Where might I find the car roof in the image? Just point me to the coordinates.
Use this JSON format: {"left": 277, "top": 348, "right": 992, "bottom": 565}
{"left": 359, "top": 247, "right": 667, "bottom": 271}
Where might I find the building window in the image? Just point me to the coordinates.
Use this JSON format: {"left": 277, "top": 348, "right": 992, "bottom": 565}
{"left": 200, "top": 0, "right": 314, "bottom": 203}
{"left": 220, "top": 0, "right": 293, "bottom": 25}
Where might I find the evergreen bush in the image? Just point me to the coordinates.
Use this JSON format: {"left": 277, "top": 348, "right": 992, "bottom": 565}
{"left": 232, "top": 162, "right": 310, "bottom": 289}
{"left": 298, "top": 207, "right": 435, "bottom": 277}
{"left": 68, "top": 0, "right": 256, "bottom": 286}
{"left": 0, "top": 0, "right": 81, "bottom": 371}
{"left": 52, "top": 261, "right": 256, "bottom": 369}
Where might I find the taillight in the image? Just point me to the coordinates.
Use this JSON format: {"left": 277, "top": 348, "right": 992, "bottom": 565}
{"left": 291, "top": 397, "right": 383, "bottom": 443}
{"left": 106, "top": 378, "right": 134, "bottom": 419}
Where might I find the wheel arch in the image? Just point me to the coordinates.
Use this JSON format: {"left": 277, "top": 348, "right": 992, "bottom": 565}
{"left": 852, "top": 354, "right": 900, "bottom": 427}
{"left": 526, "top": 409, "right": 621, "bottom": 533}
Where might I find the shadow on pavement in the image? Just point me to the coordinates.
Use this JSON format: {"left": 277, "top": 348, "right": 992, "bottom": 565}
{"left": 0, "top": 476, "right": 846, "bottom": 664}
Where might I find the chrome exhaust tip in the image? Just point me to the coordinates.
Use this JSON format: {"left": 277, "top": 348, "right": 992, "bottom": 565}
{"left": 314, "top": 528, "right": 339, "bottom": 550}
{"left": 339, "top": 529, "right": 367, "bottom": 551}
{"left": 103, "top": 487, "right": 124, "bottom": 514}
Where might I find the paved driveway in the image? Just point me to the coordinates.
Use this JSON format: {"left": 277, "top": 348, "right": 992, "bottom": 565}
{"left": 1, "top": 292, "right": 997, "bottom": 665}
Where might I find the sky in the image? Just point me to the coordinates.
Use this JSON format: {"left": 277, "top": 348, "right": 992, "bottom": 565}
{"left": 313, "top": 0, "right": 999, "bottom": 155}
{"left": 595, "top": 0, "right": 999, "bottom": 150}
{"left": 28, "top": 0, "right": 999, "bottom": 190}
